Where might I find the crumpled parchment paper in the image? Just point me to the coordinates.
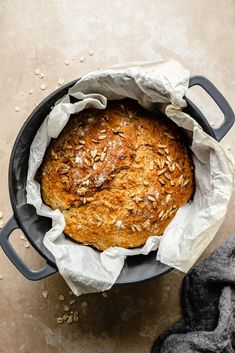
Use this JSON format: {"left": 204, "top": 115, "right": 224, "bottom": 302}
{"left": 26, "top": 59, "right": 234, "bottom": 295}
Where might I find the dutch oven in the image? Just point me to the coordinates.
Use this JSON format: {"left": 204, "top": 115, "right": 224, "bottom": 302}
{"left": 0, "top": 76, "right": 234, "bottom": 284}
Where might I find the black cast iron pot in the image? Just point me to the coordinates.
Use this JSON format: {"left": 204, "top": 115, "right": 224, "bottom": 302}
{"left": 0, "top": 76, "right": 234, "bottom": 284}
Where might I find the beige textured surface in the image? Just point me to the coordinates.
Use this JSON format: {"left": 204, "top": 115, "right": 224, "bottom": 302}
{"left": 0, "top": 1, "right": 234, "bottom": 352}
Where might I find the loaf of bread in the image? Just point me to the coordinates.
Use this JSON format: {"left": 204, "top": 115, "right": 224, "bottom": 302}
{"left": 38, "top": 100, "right": 194, "bottom": 251}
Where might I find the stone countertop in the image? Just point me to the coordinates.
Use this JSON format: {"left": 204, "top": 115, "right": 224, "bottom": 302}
{"left": 0, "top": 1, "right": 234, "bottom": 352}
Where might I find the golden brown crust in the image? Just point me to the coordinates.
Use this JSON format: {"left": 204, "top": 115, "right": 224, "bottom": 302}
{"left": 39, "top": 100, "right": 194, "bottom": 251}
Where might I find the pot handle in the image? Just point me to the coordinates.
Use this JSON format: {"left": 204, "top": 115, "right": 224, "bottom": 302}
{"left": 0, "top": 216, "right": 57, "bottom": 280}
{"left": 189, "top": 75, "right": 235, "bottom": 141}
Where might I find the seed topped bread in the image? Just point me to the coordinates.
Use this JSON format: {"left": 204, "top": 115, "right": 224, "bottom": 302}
{"left": 38, "top": 100, "right": 194, "bottom": 250}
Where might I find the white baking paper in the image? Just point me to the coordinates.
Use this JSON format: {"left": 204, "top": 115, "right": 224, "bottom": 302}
{"left": 26, "top": 59, "right": 234, "bottom": 295}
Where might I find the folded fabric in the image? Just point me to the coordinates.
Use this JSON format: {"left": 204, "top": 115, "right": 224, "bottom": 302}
{"left": 152, "top": 235, "right": 235, "bottom": 353}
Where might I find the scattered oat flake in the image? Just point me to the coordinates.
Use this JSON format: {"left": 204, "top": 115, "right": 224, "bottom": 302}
{"left": 35, "top": 68, "right": 40, "bottom": 75}
{"left": 93, "top": 214, "right": 103, "bottom": 222}
{"left": 42, "top": 291, "right": 48, "bottom": 299}
{"left": 63, "top": 313, "right": 68, "bottom": 321}
{"left": 100, "top": 151, "right": 106, "bottom": 161}
{"left": 149, "top": 161, "right": 154, "bottom": 171}
{"left": 158, "top": 149, "right": 165, "bottom": 156}
{"left": 157, "top": 168, "right": 167, "bottom": 176}
{"left": 143, "top": 219, "right": 151, "bottom": 230}
{"left": 59, "top": 295, "right": 65, "bottom": 301}
{"left": 178, "top": 175, "right": 184, "bottom": 184}
{"left": 164, "top": 132, "right": 175, "bottom": 139}
{"left": 57, "top": 317, "right": 63, "bottom": 324}
{"left": 167, "top": 156, "right": 173, "bottom": 163}
{"left": 67, "top": 316, "right": 73, "bottom": 323}
{"left": 14, "top": 106, "right": 20, "bottom": 112}
{"left": 73, "top": 315, "right": 79, "bottom": 322}
{"left": 29, "top": 89, "right": 34, "bottom": 94}
{"left": 152, "top": 202, "right": 157, "bottom": 209}
{"left": 84, "top": 158, "right": 91, "bottom": 167}
{"left": 24, "top": 241, "right": 30, "bottom": 248}
{"left": 89, "top": 50, "right": 94, "bottom": 56}
{"left": 135, "top": 196, "right": 143, "bottom": 203}
{"left": 80, "top": 56, "right": 85, "bottom": 62}
{"left": 98, "top": 135, "right": 107, "bottom": 140}
{"left": 165, "top": 194, "right": 172, "bottom": 203}
{"left": 58, "top": 77, "right": 65, "bottom": 86}
{"left": 39, "top": 73, "right": 44, "bottom": 79}
{"left": 148, "top": 196, "right": 156, "bottom": 202}
{"left": 159, "top": 178, "right": 165, "bottom": 185}
{"left": 183, "top": 179, "right": 189, "bottom": 187}
{"left": 40, "top": 83, "right": 47, "bottom": 90}
{"left": 102, "top": 292, "right": 108, "bottom": 298}
{"left": 70, "top": 299, "right": 76, "bottom": 305}
{"left": 164, "top": 173, "right": 171, "bottom": 180}
{"left": 63, "top": 305, "right": 70, "bottom": 311}
{"left": 90, "top": 149, "right": 97, "bottom": 158}
{"left": 0, "top": 211, "right": 3, "bottom": 219}
{"left": 118, "top": 132, "right": 125, "bottom": 138}
{"left": 64, "top": 60, "right": 69, "bottom": 65}
{"left": 81, "top": 301, "right": 88, "bottom": 308}
{"left": 19, "top": 234, "right": 25, "bottom": 240}
{"left": 131, "top": 224, "right": 136, "bottom": 232}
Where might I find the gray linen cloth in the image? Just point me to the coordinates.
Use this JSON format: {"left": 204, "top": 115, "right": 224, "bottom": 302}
{"left": 152, "top": 236, "right": 235, "bottom": 353}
